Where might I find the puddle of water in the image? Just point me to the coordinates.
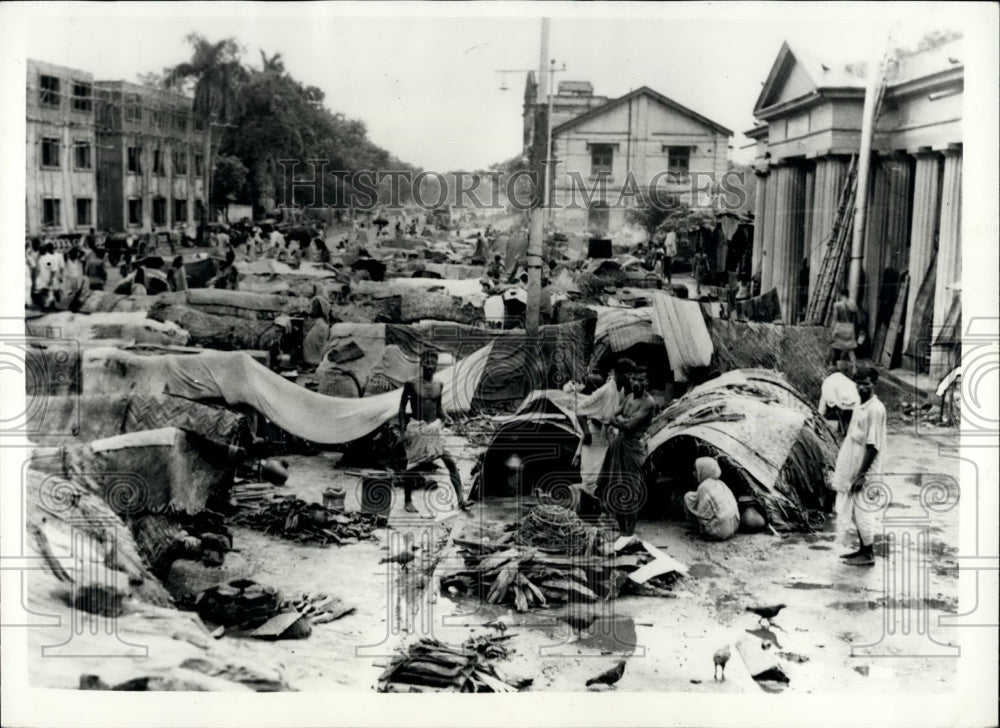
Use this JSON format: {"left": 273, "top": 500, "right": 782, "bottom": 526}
{"left": 576, "top": 614, "right": 638, "bottom": 655}
{"left": 782, "top": 582, "right": 831, "bottom": 590}
{"left": 829, "top": 600, "right": 879, "bottom": 612}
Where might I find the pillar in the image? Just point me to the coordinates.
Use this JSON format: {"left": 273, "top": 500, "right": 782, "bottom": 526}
{"left": 769, "top": 163, "right": 807, "bottom": 322}
{"left": 930, "top": 149, "right": 962, "bottom": 378}
{"left": 903, "top": 152, "right": 941, "bottom": 351}
{"left": 752, "top": 170, "right": 769, "bottom": 281}
{"left": 863, "top": 158, "right": 891, "bottom": 336}
{"left": 807, "top": 157, "right": 850, "bottom": 297}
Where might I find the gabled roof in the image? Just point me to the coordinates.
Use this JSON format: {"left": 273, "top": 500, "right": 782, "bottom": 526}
{"left": 754, "top": 41, "right": 866, "bottom": 116}
{"left": 552, "top": 85, "right": 732, "bottom": 137}
{"left": 754, "top": 38, "right": 965, "bottom": 117}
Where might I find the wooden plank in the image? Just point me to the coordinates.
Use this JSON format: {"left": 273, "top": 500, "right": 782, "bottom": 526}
{"left": 879, "top": 273, "right": 909, "bottom": 369}
{"left": 903, "top": 249, "right": 937, "bottom": 361}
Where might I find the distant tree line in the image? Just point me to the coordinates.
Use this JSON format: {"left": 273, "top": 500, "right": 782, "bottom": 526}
{"left": 148, "top": 33, "right": 417, "bottom": 217}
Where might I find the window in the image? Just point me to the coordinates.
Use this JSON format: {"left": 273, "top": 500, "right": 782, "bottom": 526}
{"left": 74, "top": 140, "right": 92, "bottom": 170}
{"left": 41, "top": 137, "right": 61, "bottom": 168}
{"left": 153, "top": 149, "right": 165, "bottom": 176}
{"left": 76, "top": 198, "right": 93, "bottom": 227}
{"left": 150, "top": 107, "right": 164, "bottom": 128}
{"left": 72, "top": 82, "right": 92, "bottom": 112}
{"left": 127, "top": 146, "right": 142, "bottom": 174}
{"left": 128, "top": 198, "right": 142, "bottom": 226}
{"left": 152, "top": 196, "right": 167, "bottom": 226}
{"left": 173, "top": 149, "right": 187, "bottom": 175}
{"left": 42, "top": 198, "right": 61, "bottom": 228}
{"left": 173, "top": 110, "right": 188, "bottom": 132}
{"left": 194, "top": 116, "right": 205, "bottom": 131}
{"left": 173, "top": 199, "right": 188, "bottom": 223}
{"left": 39, "top": 74, "right": 61, "bottom": 107}
{"left": 590, "top": 144, "right": 614, "bottom": 176}
{"left": 194, "top": 154, "right": 204, "bottom": 177}
{"left": 665, "top": 146, "right": 691, "bottom": 177}
{"left": 124, "top": 93, "right": 142, "bottom": 122}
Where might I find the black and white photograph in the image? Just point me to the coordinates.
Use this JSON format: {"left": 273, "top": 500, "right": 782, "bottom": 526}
{"left": 1, "top": 3, "right": 997, "bottom": 726}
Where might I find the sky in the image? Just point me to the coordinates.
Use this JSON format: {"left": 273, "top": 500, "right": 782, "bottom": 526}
{"left": 6, "top": 2, "right": 974, "bottom": 171}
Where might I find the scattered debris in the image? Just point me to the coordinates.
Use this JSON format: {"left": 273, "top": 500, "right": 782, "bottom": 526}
{"left": 378, "top": 638, "right": 529, "bottom": 693}
{"left": 231, "top": 495, "right": 381, "bottom": 545}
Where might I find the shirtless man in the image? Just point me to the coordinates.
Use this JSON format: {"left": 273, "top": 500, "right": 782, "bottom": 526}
{"left": 596, "top": 367, "right": 656, "bottom": 536}
{"left": 398, "top": 350, "right": 468, "bottom": 514}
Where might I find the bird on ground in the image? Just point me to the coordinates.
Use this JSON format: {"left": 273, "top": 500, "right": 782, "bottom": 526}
{"left": 586, "top": 659, "right": 626, "bottom": 689}
{"left": 379, "top": 545, "right": 419, "bottom": 568}
{"left": 713, "top": 645, "right": 731, "bottom": 682}
{"left": 745, "top": 603, "right": 786, "bottom": 626}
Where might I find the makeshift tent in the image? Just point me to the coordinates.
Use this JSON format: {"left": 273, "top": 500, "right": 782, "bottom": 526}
{"left": 472, "top": 391, "right": 583, "bottom": 500}
{"left": 30, "top": 427, "right": 240, "bottom": 515}
{"left": 79, "top": 346, "right": 490, "bottom": 445}
{"left": 28, "top": 393, "right": 250, "bottom": 447}
{"left": 26, "top": 311, "right": 190, "bottom": 348}
{"left": 645, "top": 369, "right": 837, "bottom": 532}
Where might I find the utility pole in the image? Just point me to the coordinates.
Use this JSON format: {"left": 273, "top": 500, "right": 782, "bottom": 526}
{"left": 848, "top": 34, "right": 890, "bottom": 304}
{"left": 525, "top": 17, "right": 549, "bottom": 337}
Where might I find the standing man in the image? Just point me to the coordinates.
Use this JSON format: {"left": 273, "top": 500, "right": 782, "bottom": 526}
{"left": 398, "top": 350, "right": 469, "bottom": 514}
{"left": 595, "top": 367, "right": 655, "bottom": 536}
{"left": 662, "top": 228, "right": 677, "bottom": 285}
{"left": 831, "top": 367, "right": 886, "bottom": 567}
{"left": 830, "top": 286, "right": 859, "bottom": 373}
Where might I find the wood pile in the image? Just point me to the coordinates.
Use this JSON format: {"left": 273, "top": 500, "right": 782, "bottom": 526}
{"left": 230, "top": 495, "right": 381, "bottom": 545}
{"left": 378, "top": 637, "right": 530, "bottom": 693}
{"left": 440, "top": 510, "right": 685, "bottom": 612}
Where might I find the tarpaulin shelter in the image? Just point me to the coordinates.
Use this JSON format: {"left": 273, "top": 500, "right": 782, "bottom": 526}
{"left": 78, "top": 346, "right": 491, "bottom": 446}
{"left": 472, "top": 378, "right": 623, "bottom": 501}
{"left": 645, "top": 369, "right": 837, "bottom": 531}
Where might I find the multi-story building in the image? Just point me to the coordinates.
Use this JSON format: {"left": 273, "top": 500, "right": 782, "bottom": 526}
{"left": 94, "top": 80, "right": 206, "bottom": 234}
{"left": 748, "top": 38, "right": 963, "bottom": 376}
{"left": 25, "top": 59, "right": 98, "bottom": 238}
{"left": 523, "top": 79, "right": 732, "bottom": 233}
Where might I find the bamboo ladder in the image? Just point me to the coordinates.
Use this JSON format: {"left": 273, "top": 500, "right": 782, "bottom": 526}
{"left": 804, "top": 56, "right": 893, "bottom": 326}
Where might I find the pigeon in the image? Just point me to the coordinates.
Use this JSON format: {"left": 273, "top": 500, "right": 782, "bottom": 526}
{"left": 586, "top": 659, "right": 626, "bottom": 688}
{"left": 713, "top": 645, "right": 731, "bottom": 681}
{"left": 379, "top": 545, "right": 419, "bottom": 567}
{"left": 745, "top": 604, "right": 786, "bottom": 626}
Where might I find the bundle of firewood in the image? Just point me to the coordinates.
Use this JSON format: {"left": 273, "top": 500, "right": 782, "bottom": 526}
{"left": 441, "top": 523, "right": 684, "bottom": 611}
{"left": 378, "top": 637, "right": 530, "bottom": 693}
{"left": 231, "top": 495, "right": 381, "bottom": 545}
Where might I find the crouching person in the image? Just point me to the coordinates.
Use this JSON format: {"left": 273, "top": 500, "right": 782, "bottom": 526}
{"left": 683, "top": 457, "right": 740, "bottom": 541}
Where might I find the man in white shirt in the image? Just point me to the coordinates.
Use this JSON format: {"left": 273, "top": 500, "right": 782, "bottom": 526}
{"left": 818, "top": 359, "right": 861, "bottom": 435}
{"left": 831, "top": 367, "right": 886, "bottom": 566}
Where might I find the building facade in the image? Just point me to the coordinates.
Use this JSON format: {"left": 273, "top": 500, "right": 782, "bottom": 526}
{"left": 25, "top": 59, "right": 98, "bottom": 237}
{"left": 748, "top": 39, "right": 963, "bottom": 376}
{"left": 524, "top": 81, "right": 732, "bottom": 234}
{"left": 94, "top": 81, "right": 206, "bottom": 234}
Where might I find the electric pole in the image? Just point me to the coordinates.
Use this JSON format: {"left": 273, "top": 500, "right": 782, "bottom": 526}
{"left": 525, "top": 17, "right": 549, "bottom": 337}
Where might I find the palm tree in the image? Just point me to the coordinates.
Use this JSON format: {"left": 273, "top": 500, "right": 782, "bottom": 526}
{"left": 166, "top": 34, "right": 247, "bottom": 226}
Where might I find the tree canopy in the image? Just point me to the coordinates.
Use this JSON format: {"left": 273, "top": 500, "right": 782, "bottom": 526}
{"left": 157, "top": 34, "right": 414, "bottom": 214}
